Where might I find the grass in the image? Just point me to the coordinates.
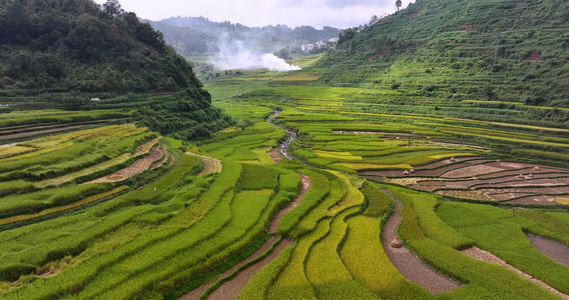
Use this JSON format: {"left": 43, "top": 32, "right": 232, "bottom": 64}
{"left": 268, "top": 219, "right": 329, "bottom": 300}
{"left": 305, "top": 208, "right": 378, "bottom": 300}
{"left": 237, "top": 244, "right": 294, "bottom": 300}
{"left": 437, "top": 201, "right": 569, "bottom": 294}
{"left": 277, "top": 170, "right": 330, "bottom": 237}
{"left": 389, "top": 187, "right": 474, "bottom": 249}
{"left": 241, "top": 164, "right": 278, "bottom": 190}
{"left": 341, "top": 215, "right": 434, "bottom": 299}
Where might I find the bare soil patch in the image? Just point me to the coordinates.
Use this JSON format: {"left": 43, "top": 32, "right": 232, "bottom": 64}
{"left": 479, "top": 168, "right": 569, "bottom": 179}
{"left": 525, "top": 50, "right": 542, "bottom": 61}
{"left": 88, "top": 145, "right": 164, "bottom": 183}
{"left": 436, "top": 190, "right": 493, "bottom": 201}
{"left": 180, "top": 236, "right": 278, "bottom": 300}
{"left": 268, "top": 147, "right": 284, "bottom": 163}
{"left": 488, "top": 192, "right": 533, "bottom": 201}
{"left": 442, "top": 164, "right": 505, "bottom": 178}
{"left": 205, "top": 239, "right": 294, "bottom": 300}
{"left": 462, "top": 247, "right": 569, "bottom": 299}
{"left": 485, "top": 161, "right": 532, "bottom": 169}
{"left": 526, "top": 234, "right": 569, "bottom": 268}
{"left": 186, "top": 153, "right": 222, "bottom": 176}
{"left": 415, "top": 157, "right": 476, "bottom": 170}
{"left": 504, "top": 194, "right": 569, "bottom": 205}
{"left": 0, "top": 124, "right": 93, "bottom": 140}
{"left": 151, "top": 151, "right": 168, "bottom": 169}
{"left": 381, "top": 189, "right": 460, "bottom": 293}
{"left": 270, "top": 174, "right": 310, "bottom": 233}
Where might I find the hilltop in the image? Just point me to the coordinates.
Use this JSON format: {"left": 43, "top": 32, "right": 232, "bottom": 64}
{"left": 0, "top": 0, "right": 232, "bottom": 140}
{"left": 0, "top": 0, "right": 200, "bottom": 94}
{"left": 146, "top": 16, "right": 341, "bottom": 57}
{"left": 318, "top": 0, "right": 569, "bottom": 108}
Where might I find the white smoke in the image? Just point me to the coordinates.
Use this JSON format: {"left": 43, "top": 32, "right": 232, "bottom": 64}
{"left": 209, "top": 33, "right": 300, "bottom": 72}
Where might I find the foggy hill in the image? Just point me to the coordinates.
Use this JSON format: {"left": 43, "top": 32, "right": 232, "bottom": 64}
{"left": 318, "top": 0, "right": 569, "bottom": 108}
{"left": 146, "top": 16, "right": 341, "bottom": 56}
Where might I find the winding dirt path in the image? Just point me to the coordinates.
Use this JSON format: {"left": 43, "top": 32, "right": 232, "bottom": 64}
{"left": 380, "top": 189, "right": 460, "bottom": 293}
{"left": 462, "top": 246, "right": 569, "bottom": 299}
{"left": 526, "top": 234, "right": 569, "bottom": 267}
{"left": 269, "top": 174, "right": 311, "bottom": 233}
{"left": 180, "top": 236, "right": 278, "bottom": 300}
{"left": 205, "top": 239, "right": 294, "bottom": 300}
{"left": 180, "top": 173, "right": 309, "bottom": 299}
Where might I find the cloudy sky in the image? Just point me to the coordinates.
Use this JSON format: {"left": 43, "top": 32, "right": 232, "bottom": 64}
{"left": 93, "top": 0, "right": 414, "bottom": 29}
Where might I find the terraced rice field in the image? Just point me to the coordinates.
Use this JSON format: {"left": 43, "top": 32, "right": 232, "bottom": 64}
{"left": 3, "top": 58, "right": 569, "bottom": 300}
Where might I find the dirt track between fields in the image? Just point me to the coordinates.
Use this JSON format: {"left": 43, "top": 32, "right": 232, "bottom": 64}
{"left": 462, "top": 246, "right": 569, "bottom": 299}
{"left": 87, "top": 145, "right": 165, "bottom": 183}
{"left": 204, "top": 239, "right": 294, "bottom": 300}
{"left": 526, "top": 234, "right": 569, "bottom": 268}
{"left": 381, "top": 189, "right": 460, "bottom": 293}
{"left": 269, "top": 174, "right": 311, "bottom": 233}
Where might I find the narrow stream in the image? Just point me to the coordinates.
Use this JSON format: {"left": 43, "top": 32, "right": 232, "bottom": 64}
{"left": 266, "top": 110, "right": 296, "bottom": 160}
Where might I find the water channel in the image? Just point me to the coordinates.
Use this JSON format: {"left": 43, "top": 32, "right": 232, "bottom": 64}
{"left": 266, "top": 110, "right": 296, "bottom": 160}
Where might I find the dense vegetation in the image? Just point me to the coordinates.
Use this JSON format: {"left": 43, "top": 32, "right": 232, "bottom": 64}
{"left": 1, "top": 0, "right": 569, "bottom": 299}
{"left": 319, "top": 0, "right": 569, "bottom": 108}
{"left": 0, "top": 0, "right": 233, "bottom": 140}
{"left": 0, "top": 0, "right": 201, "bottom": 94}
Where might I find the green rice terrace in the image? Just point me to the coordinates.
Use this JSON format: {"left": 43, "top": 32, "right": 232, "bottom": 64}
{"left": 2, "top": 0, "right": 569, "bottom": 299}
{"left": 1, "top": 55, "right": 569, "bottom": 299}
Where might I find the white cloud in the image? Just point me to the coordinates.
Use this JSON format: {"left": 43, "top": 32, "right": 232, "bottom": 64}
{"left": 93, "top": 0, "right": 413, "bottom": 28}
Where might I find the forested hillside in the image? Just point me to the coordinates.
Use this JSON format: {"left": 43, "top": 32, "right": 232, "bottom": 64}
{"left": 147, "top": 17, "right": 341, "bottom": 56}
{"left": 0, "top": 0, "right": 200, "bottom": 94}
{"left": 0, "top": 0, "right": 232, "bottom": 140}
{"left": 318, "top": 0, "right": 569, "bottom": 108}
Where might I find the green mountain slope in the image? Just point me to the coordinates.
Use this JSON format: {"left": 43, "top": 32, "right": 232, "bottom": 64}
{"left": 0, "top": 0, "right": 200, "bottom": 94}
{"left": 0, "top": 0, "right": 232, "bottom": 140}
{"left": 318, "top": 0, "right": 569, "bottom": 108}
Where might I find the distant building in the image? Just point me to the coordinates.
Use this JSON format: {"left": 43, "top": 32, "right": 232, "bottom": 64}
{"left": 90, "top": 98, "right": 101, "bottom": 101}
{"left": 301, "top": 38, "right": 339, "bottom": 53}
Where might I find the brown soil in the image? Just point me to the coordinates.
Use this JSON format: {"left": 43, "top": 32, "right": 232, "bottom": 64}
{"left": 525, "top": 50, "right": 542, "bottom": 61}
{"left": 504, "top": 194, "right": 569, "bottom": 205}
{"left": 526, "top": 234, "right": 569, "bottom": 268}
{"left": 0, "top": 124, "right": 93, "bottom": 140}
{"left": 381, "top": 189, "right": 460, "bottom": 293}
{"left": 479, "top": 168, "right": 569, "bottom": 179}
{"left": 180, "top": 236, "right": 278, "bottom": 300}
{"left": 361, "top": 162, "right": 472, "bottom": 177}
{"left": 88, "top": 145, "right": 165, "bottom": 183}
{"left": 205, "top": 239, "right": 294, "bottom": 300}
{"left": 268, "top": 148, "right": 284, "bottom": 163}
{"left": 415, "top": 157, "right": 475, "bottom": 170}
{"left": 0, "top": 119, "right": 123, "bottom": 137}
{"left": 131, "top": 137, "right": 161, "bottom": 157}
{"left": 333, "top": 130, "right": 410, "bottom": 136}
{"left": 151, "top": 151, "right": 168, "bottom": 169}
{"left": 484, "top": 161, "right": 533, "bottom": 170}
{"left": 488, "top": 192, "right": 533, "bottom": 201}
{"left": 186, "top": 153, "right": 222, "bottom": 176}
{"left": 462, "top": 247, "right": 569, "bottom": 299}
{"left": 442, "top": 164, "right": 505, "bottom": 178}
{"left": 269, "top": 174, "right": 310, "bottom": 233}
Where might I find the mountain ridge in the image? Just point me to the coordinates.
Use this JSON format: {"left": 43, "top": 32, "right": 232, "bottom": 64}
{"left": 317, "top": 0, "right": 569, "bottom": 108}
